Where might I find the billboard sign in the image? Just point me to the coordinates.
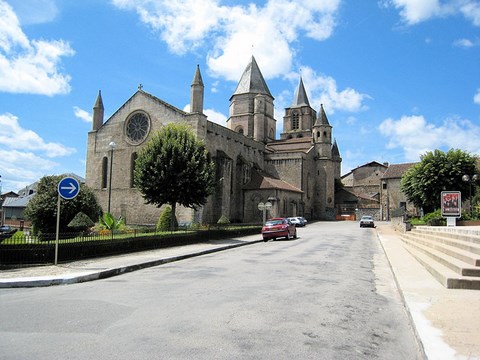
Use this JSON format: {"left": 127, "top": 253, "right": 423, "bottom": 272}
{"left": 441, "top": 191, "right": 461, "bottom": 217}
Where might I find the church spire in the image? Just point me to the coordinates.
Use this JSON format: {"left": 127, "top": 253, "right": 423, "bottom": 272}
{"left": 315, "top": 104, "right": 330, "bottom": 126}
{"left": 190, "top": 64, "right": 204, "bottom": 114}
{"left": 92, "top": 90, "right": 104, "bottom": 131}
{"left": 232, "top": 56, "right": 273, "bottom": 98}
{"left": 291, "top": 77, "right": 310, "bottom": 107}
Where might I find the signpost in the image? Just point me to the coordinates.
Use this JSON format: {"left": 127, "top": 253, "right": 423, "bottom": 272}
{"left": 258, "top": 201, "right": 272, "bottom": 224}
{"left": 55, "top": 177, "right": 80, "bottom": 265}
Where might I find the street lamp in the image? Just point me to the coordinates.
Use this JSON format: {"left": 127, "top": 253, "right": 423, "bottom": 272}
{"left": 462, "top": 174, "right": 479, "bottom": 215}
{"left": 107, "top": 141, "right": 116, "bottom": 214}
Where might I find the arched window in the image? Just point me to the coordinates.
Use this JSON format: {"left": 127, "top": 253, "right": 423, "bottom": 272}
{"left": 269, "top": 128, "right": 274, "bottom": 139}
{"left": 292, "top": 112, "right": 299, "bottom": 130}
{"left": 102, "top": 156, "right": 108, "bottom": 189}
{"left": 130, "top": 152, "right": 137, "bottom": 188}
{"left": 235, "top": 125, "right": 244, "bottom": 135}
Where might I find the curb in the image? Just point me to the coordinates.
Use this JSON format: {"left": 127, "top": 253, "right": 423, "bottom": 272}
{"left": 375, "top": 228, "right": 428, "bottom": 360}
{"left": 0, "top": 239, "right": 264, "bottom": 288}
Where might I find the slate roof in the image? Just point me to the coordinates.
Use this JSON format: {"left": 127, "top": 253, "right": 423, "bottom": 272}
{"left": 2, "top": 194, "right": 35, "bottom": 208}
{"left": 314, "top": 104, "right": 330, "bottom": 126}
{"left": 291, "top": 78, "right": 310, "bottom": 107}
{"left": 232, "top": 56, "right": 273, "bottom": 98}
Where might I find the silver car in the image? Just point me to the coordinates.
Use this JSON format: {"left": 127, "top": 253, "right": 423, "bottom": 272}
{"left": 359, "top": 215, "right": 375, "bottom": 228}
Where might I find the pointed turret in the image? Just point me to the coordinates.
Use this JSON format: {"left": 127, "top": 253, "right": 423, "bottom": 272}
{"left": 332, "top": 139, "right": 340, "bottom": 157}
{"left": 313, "top": 104, "right": 332, "bottom": 157}
{"left": 332, "top": 138, "right": 342, "bottom": 179}
{"left": 190, "top": 64, "right": 204, "bottom": 114}
{"left": 291, "top": 77, "right": 310, "bottom": 107}
{"left": 314, "top": 104, "right": 330, "bottom": 126}
{"left": 92, "top": 90, "right": 104, "bottom": 131}
{"left": 232, "top": 56, "right": 272, "bottom": 98}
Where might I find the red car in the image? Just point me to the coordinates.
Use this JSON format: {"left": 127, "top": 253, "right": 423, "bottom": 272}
{"left": 262, "top": 218, "right": 297, "bottom": 241}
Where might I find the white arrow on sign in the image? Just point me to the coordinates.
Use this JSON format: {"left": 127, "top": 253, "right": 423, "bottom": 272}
{"left": 61, "top": 182, "right": 78, "bottom": 194}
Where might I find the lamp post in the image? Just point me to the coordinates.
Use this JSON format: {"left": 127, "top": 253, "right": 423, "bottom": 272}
{"left": 462, "top": 174, "right": 479, "bottom": 216}
{"left": 107, "top": 141, "right": 116, "bottom": 214}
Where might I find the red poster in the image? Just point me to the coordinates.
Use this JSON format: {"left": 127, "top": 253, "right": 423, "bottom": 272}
{"left": 441, "top": 191, "right": 461, "bottom": 217}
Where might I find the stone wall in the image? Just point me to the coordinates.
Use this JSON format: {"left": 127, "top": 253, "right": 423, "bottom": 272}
{"left": 391, "top": 216, "right": 412, "bottom": 233}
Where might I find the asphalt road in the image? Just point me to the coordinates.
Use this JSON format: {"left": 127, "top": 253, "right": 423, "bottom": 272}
{"left": 0, "top": 221, "right": 422, "bottom": 359}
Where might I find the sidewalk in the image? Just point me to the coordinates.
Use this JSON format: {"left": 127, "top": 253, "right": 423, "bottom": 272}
{"left": 1, "top": 224, "right": 479, "bottom": 359}
{"left": 0, "top": 234, "right": 263, "bottom": 287}
{"left": 376, "top": 223, "right": 480, "bottom": 360}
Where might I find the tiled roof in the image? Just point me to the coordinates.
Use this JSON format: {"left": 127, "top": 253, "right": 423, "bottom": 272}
{"left": 381, "top": 163, "right": 416, "bottom": 179}
{"left": 243, "top": 169, "right": 303, "bottom": 193}
{"left": 267, "top": 138, "right": 313, "bottom": 153}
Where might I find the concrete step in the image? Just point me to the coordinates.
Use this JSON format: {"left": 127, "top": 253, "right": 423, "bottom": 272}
{"left": 402, "top": 232, "right": 480, "bottom": 266}
{"left": 402, "top": 242, "right": 480, "bottom": 290}
{"left": 412, "top": 226, "right": 480, "bottom": 245}
{"left": 401, "top": 235, "right": 480, "bottom": 277}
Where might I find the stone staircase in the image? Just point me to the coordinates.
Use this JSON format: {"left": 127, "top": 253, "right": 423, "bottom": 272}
{"left": 400, "top": 226, "right": 480, "bottom": 289}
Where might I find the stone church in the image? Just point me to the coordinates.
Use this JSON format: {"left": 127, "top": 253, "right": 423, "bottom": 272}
{"left": 85, "top": 56, "right": 342, "bottom": 225}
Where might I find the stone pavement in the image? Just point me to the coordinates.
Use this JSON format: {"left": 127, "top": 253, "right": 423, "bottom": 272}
{"left": 1, "top": 223, "right": 479, "bottom": 360}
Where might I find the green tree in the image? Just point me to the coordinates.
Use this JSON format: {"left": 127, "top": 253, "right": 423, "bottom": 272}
{"left": 134, "top": 123, "right": 216, "bottom": 229}
{"left": 401, "top": 149, "right": 478, "bottom": 213}
{"left": 24, "top": 175, "right": 102, "bottom": 235}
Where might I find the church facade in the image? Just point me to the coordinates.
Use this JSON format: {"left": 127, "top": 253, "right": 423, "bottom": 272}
{"left": 85, "top": 57, "right": 342, "bottom": 225}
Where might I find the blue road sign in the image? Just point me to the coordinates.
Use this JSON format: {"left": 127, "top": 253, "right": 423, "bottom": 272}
{"left": 58, "top": 177, "right": 80, "bottom": 200}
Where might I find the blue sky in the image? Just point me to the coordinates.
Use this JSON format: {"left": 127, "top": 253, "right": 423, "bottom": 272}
{"left": 0, "top": 0, "right": 479, "bottom": 193}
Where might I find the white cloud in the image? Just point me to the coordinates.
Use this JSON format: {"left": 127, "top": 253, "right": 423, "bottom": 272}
{"left": 0, "top": 0, "right": 74, "bottom": 95}
{"left": 182, "top": 104, "right": 228, "bottom": 127}
{"left": 294, "top": 66, "right": 370, "bottom": 114}
{"left": 0, "top": 113, "right": 75, "bottom": 157}
{"left": 474, "top": 89, "right": 480, "bottom": 104}
{"left": 387, "top": 0, "right": 480, "bottom": 26}
{"left": 7, "top": 0, "right": 58, "bottom": 25}
{"left": 460, "top": 0, "right": 480, "bottom": 26}
{"left": 387, "top": 0, "right": 444, "bottom": 25}
{"left": 204, "top": 108, "right": 228, "bottom": 127}
{"left": 73, "top": 106, "right": 92, "bottom": 123}
{"left": 453, "top": 38, "right": 475, "bottom": 48}
{"left": 379, "top": 114, "right": 480, "bottom": 161}
{"left": 0, "top": 148, "right": 58, "bottom": 192}
{"left": 112, "top": 0, "right": 341, "bottom": 81}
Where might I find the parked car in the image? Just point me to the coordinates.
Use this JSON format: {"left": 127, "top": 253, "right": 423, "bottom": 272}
{"left": 0, "top": 225, "right": 17, "bottom": 241}
{"left": 287, "top": 217, "right": 305, "bottom": 227}
{"left": 262, "top": 218, "right": 297, "bottom": 241}
{"left": 359, "top": 215, "right": 375, "bottom": 228}
{"left": 298, "top": 217, "right": 307, "bottom": 225}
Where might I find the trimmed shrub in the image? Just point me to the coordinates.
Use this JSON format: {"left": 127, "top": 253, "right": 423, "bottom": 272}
{"left": 68, "top": 212, "right": 95, "bottom": 231}
{"left": 157, "top": 206, "right": 178, "bottom": 231}
{"left": 217, "top": 215, "right": 230, "bottom": 224}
